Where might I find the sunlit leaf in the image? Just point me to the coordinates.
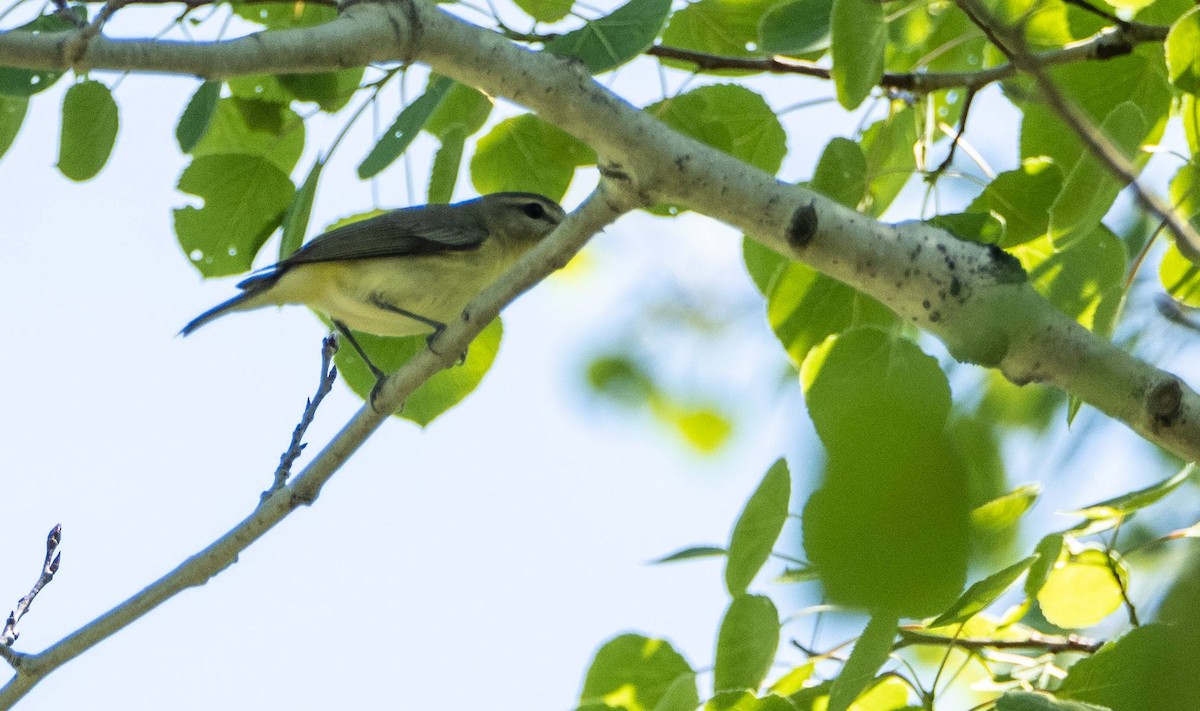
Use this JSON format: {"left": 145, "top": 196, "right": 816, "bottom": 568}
{"left": 1037, "top": 547, "right": 1126, "bottom": 629}
{"left": 828, "top": 615, "right": 897, "bottom": 711}
{"left": 1059, "top": 624, "right": 1200, "bottom": 710}
{"left": 929, "top": 556, "right": 1039, "bottom": 627}
{"left": 581, "top": 634, "right": 696, "bottom": 711}
{"left": 1167, "top": 7, "right": 1200, "bottom": 94}
{"left": 726, "top": 459, "right": 791, "bottom": 595}
{"left": 971, "top": 484, "right": 1041, "bottom": 531}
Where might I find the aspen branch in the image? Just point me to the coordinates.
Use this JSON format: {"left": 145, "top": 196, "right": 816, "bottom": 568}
{"left": 0, "top": 0, "right": 1194, "bottom": 452}
{"left": 0, "top": 188, "right": 627, "bottom": 706}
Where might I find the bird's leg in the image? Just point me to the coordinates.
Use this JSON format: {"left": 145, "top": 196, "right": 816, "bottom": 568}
{"left": 366, "top": 295, "right": 457, "bottom": 358}
{"left": 332, "top": 320, "right": 390, "bottom": 410}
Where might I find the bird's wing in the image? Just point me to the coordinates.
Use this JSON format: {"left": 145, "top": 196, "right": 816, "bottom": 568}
{"left": 278, "top": 205, "right": 487, "bottom": 268}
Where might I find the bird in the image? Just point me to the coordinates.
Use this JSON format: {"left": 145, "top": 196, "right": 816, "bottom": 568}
{"left": 182, "top": 192, "right": 566, "bottom": 384}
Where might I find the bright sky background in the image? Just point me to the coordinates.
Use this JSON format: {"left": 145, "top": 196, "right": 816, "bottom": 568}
{"left": 1, "top": 4, "right": 1196, "bottom": 709}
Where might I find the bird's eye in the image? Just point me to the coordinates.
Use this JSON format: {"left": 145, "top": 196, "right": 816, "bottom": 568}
{"left": 522, "top": 202, "right": 546, "bottom": 219}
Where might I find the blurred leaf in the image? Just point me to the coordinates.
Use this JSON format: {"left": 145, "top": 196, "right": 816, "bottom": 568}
{"left": 1067, "top": 464, "right": 1194, "bottom": 519}
{"left": 665, "top": 405, "right": 733, "bottom": 453}
{"left": 811, "top": 137, "right": 867, "bottom": 208}
{"left": 830, "top": 0, "right": 885, "bottom": 109}
{"left": 1167, "top": 7, "right": 1200, "bottom": 94}
{"left": 654, "top": 674, "right": 703, "bottom": 711}
{"left": 191, "top": 98, "right": 305, "bottom": 174}
{"left": 514, "top": 0, "right": 573, "bottom": 22}
{"left": 1161, "top": 240, "right": 1200, "bottom": 306}
{"left": 174, "top": 155, "right": 293, "bottom": 277}
{"left": 425, "top": 81, "right": 492, "bottom": 139}
{"left": 428, "top": 127, "right": 466, "bottom": 204}
{"left": 929, "top": 556, "right": 1039, "bottom": 627}
{"left": 965, "top": 158, "right": 1063, "bottom": 247}
{"left": 0, "top": 9, "right": 82, "bottom": 97}
{"left": 176, "top": 81, "right": 221, "bottom": 153}
{"left": 588, "top": 354, "right": 655, "bottom": 406}
{"left": 1059, "top": 624, "right": 1200, "bottom": 710}
{"left": 545, "top": 0, "right": 672, "bottom": 74}
{"left": 828, "top": 615, "right": 897, "bottom": 711}
{"left": 971, "top": 484, "right": 1041, "bottom": 531}
{"left": 726, "top": 459, "right": 791, "bottom": 595}
{"left": 996, "top": 691, "right": 1112, "bottom": 711}
{"left": 768, "top": 663, "right": 814, "bottom": 696}
{"left": 758, "top": 0, "right": 833, "bottom": 54}
{"left": 1037, "top": 547, "right": 1125, "bottom": 628}
{"left": 652, "top": 545, "right": 726, "bottom": 564}
{"left": 358, "top": 75, "right": 453, "bottom": 179}
{"left": 334, "top": 319, "right": 503, "bottom": 425}
{"left": 704, "top": 691, "right": 798, "bottom": 710}
{"left": 775, "top": 566, "right": 819, "bottom": 583}
{"left": 1013, "top": 226, "right": 1126, "bottom": 331}
{"left": 0, "top": 95, "right": 27, "bottom": 161}
{"left": 57, "top": 80, "right": 119, "bottom": 181}
{"left": 471, "top": 114, "right": 595, "bottom": 201}
{"left": 279, "top": 158, "right": 324, "bottom": 259}
{"left": 714, "top": 594, "right": 779, "bottom": 693}
{"left": 581, "top": 634, "right": 696, "bottom": 711}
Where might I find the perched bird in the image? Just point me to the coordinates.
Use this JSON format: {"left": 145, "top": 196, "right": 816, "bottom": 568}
{"left": 182, "top": 192, "right": 566, "bottom": 381}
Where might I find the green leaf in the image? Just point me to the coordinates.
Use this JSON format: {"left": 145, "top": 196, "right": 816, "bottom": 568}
{"left": 965, "top": 158, "right": 1063, "bottom": 248}
{"left": 57, "top": 80, "right": 119, "bottom": 182}
{"left": 801, "top": 328, "right": 950, "bottom": 451}
{"left": 0, "top": 95, "right": 27, "bottom": 161}
{"left": 1183, "top": 94, "right": 1200, "bottom": 155}
{"left": 971, "top": 484, "right": 1041, "bottom": 531}
{"left": 859, "top": 107, "right": 918, "bottom": 216}
{"left": 471, "top": 114, "right": 594, "bottom": 201}
{"left": 428, "top": 127, "right": 466, "bottom": 204}
{"left": 277, "top": 68, "right": 364, "bottom": 112}
{"left": 714, "top": 594, "right": 779, "bottom": 693}
{"left": 758, "top": 0, "right": 834, "bottom": 55}
{"left": 830, "top": 0, "right": 885, "bottom": 109}
{"left": 176, "top": 81, "right": 221, "bottom": 153}
{"left": 665, "top": 405, "right": 733, "bottom": 453}
{"left": 190, "top": 98, "right": 305, "bottom": 175}
{"left": 1014, "top": 226, "right": 1126, "bottom": 331}
{"left": 811, "top": 137, "right": 867, "bottom": 208}
{"left": 743, "top": 240, "right": 895, "bottom": 367}
{"left": 929, "top": 556, "right": 1039, "bottom": 627}
{"left": 0, "top": 9, "right": 81, "bottom": 97}
{"left": 333, "top": 319, "right": 503, "bottom": 425}
{"left": 654, "top": 674, "right": 703, "bottom": 711}
{"left": 1024, "top": 533, "right": 1064, "bottom": 598}
{"left": 174, "top": 155, "right": 294, "bottom": 277}
{"left": 1067, "top": 464, "right": 1194, "bottom": 519}
{"left": 514, "top": 0, "right": 573, "bottom": 22}
{"left": 1047, "top": 102, "right": 1146, "bottom": 246}
{"left": 587, "top": 353, "right": 655, "bottom": 406}
{"left": 726, "top": 459, "right": 791, "bottom": 594}
{"left": 661, "top": 0, "right": 776, "bottom": 66}
{"left": 1037, "top": 547, "right": 1125, "bottom": 629}
{"left": 1167, "top": 7, "right": 1200, "bottom": 94}
{"left": 358, "top": 75, "right": 453, "bottom": 179}
{"left": 279, "top": 158, "right": 324, "bottom": 260}
{"left": 425, "top": 81, "right": 492, "bottom": 140}
{"left": 652, "top": 545, "right": 726, "bottom": 564}
{"left": 704, "top": 691, "right": 798, "bottom": 711}
{"left": 581, "top": 634, "right": 696, "bottom": 711}
{"left": 1059, "top": 624, "right": 1200, "bottom": 710}
{"left": 828, "top": 615, "right": 898, "bottom": 711}
{"left": 649, "top": 85, "right": 787, "bottom": 176}
{"left": 1160, "top": 240, "right": 1200, "bottom": 306}
{"left": 996, "top": 691, "right": 1112, "bottom": 711}
{"left": 545, "top": 0, "right": 672, "bottom": 74}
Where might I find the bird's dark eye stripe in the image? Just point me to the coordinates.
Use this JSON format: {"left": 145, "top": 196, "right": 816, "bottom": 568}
{"left": 522, "top": 202, "right": 547, "bottom": 219}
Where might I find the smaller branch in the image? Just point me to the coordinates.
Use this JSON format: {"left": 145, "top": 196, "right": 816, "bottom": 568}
{"left": 262, "top": 335, "right": 339, "bottom": 501}
{"left": 2, "top": 525, "right": 63, "bottom": 650}
{"left": 931, "top": 87, "right": 978, "bottom": 177}
{"left": 896, "top": 627, "right": 1104, "bottom": 655}
{"left": 61, "top": 0, "right": 130, "bottom": 67}
{"left": 957, "top": 0, "right": 1200, "bottom": 264}
{"left": 1061, "top": 0, "right": 1128, "bottom": 28}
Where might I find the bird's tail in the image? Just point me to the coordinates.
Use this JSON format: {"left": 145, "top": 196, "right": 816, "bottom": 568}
{"left": 179, "top": 271, "right": 280, "bottom": 336}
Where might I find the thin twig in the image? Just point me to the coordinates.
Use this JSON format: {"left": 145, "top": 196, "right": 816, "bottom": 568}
{"left": 61, "top": 0, "right": 129, "bottom": 66}
{"left": 956, "top": 0, "right": 1200, "bottom": 264}
{"left": 931, "top": 87, "right": 978, "bottom": 177}
{"left": 262, "top": 335, "right": 339, "bottom": 501}
{"left": 1, "top": 525, "right": 62, "bottom": 650}
{"left": 896, "top": 627, "right": 1104, "bottom": 654}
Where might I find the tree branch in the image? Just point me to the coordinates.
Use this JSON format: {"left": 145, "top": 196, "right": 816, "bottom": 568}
{"left": 0, "top": 188, "right": 626, "bottom": 706}
{"left": 897, "top": 627, "right": 1104, "bottom": 654}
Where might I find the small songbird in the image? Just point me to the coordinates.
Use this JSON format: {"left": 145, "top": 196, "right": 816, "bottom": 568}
{"left": 182, "top": 192, "right": 566, "bottom": 382}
